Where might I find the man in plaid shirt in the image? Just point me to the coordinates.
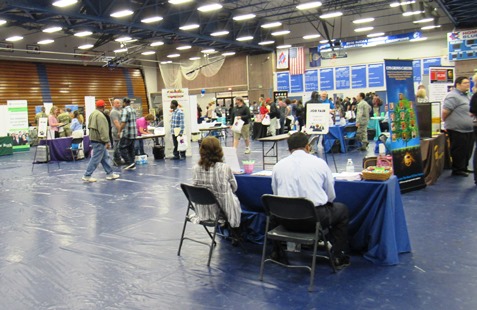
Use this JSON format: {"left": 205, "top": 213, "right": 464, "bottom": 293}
{"left": 170, "top": 100, "right": 185, "bottom": 160}
{"left": 119, "top": 97, "right": 137, "bottom": 170}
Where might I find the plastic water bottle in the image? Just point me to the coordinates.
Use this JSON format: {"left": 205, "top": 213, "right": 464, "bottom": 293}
{"left": 346, "top": 158, "right": 354, "bottom": 172}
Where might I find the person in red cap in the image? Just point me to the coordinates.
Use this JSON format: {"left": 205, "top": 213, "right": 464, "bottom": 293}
{"left": 82, "top": 99, "right": 119, "bottom": 182}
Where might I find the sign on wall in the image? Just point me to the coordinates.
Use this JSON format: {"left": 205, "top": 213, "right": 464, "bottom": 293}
{"left": 304, "top": 70, "right": 318, "bottom": 92}
{"left": 422, "top": 58, "right": 441, "bottom": 75}
{"left": 290, "top": 74, "right": 304, "bottom": 93}
{"left": 448, "top": 29, "right": 477, "bottom": 61}
{"left": 351, "top": 65, "right": 367, "bottom": 89}
{"left": 319, "top": 68, "right": 334, "bottom": 91}
{"left": 413, "top": 60, "right": 422, "bottom": 83}
{"left": 335, "top": 66, "right": 350, "bottom": 90}
{"left": 368, "top": 63, "right": 385, "bottom": 88}
{"left": 277, "top": 72, "right": 290, "bottom": 91}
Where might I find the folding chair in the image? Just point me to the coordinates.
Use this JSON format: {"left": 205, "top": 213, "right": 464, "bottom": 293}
{"left": 343, "top": 125, "right": 359, "bottom": 152}
{"left": 178, "top": 183, "right": 243, "bottom": 266}
{"left": 259, "top": 194, "right": 336, "bottom": 292}
{"left": 69, "top": 137, "right": 84, "bottom": 162}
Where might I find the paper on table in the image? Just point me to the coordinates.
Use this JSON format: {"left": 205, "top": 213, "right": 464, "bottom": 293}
{"left": 223, "top": 147, "right": 242, "bottom": 173}
{"left": 333, "top": 172, "right": 362, "bottom": 181}
{"left": 252, "top": 170, "right": 273, "bottom": 176}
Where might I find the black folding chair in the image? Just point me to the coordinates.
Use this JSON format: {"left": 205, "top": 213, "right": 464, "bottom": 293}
{"left": 260, "top": 194, "right": 336, "bottom": 292}
{"left": 178, "top": 183, "right": 244, "bottom": 266}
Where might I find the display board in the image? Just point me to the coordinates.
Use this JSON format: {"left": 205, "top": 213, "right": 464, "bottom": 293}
{"left": 305, "top": 103, "right": 330, "bottom": 134}
{"left": 319, "top": 68, "right": 334, "bottom": 91}
{"left": 335, "top": 66, "right": 350, "bottom": 90}
{"left": 304, "top": 70, "right": 318, "bottom": 92}
{"left": 384, "top": 59, "right": 426, "bottom": 193}
{"left": 351, "top": 65, "right": 367, "bottom": 89}
{"left": 7, "top": 100, "right": 30, "bottom": 152}
{"left": 448, "top": 29, "right": 477, "bottom": 61}
{"left": 422, "top": 58, "right": 441, "bottom": 75}
{"left": 368, "top": 63, "right": 385, "bottom": 88}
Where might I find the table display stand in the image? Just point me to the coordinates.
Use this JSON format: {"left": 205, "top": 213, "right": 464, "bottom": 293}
{"left": 32, "top": 131, "right": 60, "bottom": 172}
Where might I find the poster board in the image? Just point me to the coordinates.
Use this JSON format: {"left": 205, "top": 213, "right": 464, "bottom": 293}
{"left": 305, "top": 103, "right": 330, "bottom": 134}
{"left": 7, "top": 100, "right": 30, "bottom": 152}
{"left": 38, "top": 117, "right": 48, "bottom": 138}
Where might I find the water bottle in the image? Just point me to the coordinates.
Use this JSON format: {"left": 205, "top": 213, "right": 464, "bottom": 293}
{"left": 346, "top": 158, "right": 354, "bottom": 172}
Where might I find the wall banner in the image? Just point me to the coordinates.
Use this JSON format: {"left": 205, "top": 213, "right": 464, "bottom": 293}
{"left": 384, "top": 59, "right": 426, "bottom": 193}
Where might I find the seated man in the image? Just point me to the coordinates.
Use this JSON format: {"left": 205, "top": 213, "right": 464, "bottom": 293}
{"left": 271, "top": 132, "right": 350, "bottom": 269}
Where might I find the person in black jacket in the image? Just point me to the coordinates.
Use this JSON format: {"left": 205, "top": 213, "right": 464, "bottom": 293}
{"left": 469, "top": 76, "right": 477, "bottom": 184}
{"left": 268, "top": 98, "right": 280, "bottom": 136}
{"left": 231, "top": 96, "right": 252, "bottom": 154}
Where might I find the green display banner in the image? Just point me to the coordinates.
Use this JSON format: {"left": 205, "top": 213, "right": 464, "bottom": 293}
{"left": 0, "top": 136, "right": 13, "bottom": 156}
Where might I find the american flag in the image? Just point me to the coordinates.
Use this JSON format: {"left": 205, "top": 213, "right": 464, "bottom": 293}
{"left": 289, "top": 46, "right": 305, "bottom": 75}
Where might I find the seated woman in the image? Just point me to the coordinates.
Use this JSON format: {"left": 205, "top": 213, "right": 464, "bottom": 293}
{"left": 70, "top": 110, "right": 83, "bottom": 133}
{"left": 192, "top": 136, "right": 241, "bottom": 228}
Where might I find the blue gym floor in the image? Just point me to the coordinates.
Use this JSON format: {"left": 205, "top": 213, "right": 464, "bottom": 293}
{"left": 1, "top": 136, "right": 476, "bottom": 309}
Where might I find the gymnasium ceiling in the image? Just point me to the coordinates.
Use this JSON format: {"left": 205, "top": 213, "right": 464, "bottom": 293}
{"left": 0, "top": 0, "right": 475, "bottom": 66}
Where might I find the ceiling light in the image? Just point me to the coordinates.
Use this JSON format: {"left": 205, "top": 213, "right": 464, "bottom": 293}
{"left": 211, "top": 30, "right": 229, "bottom": 36}
{"left": 303, "top": 34, "right": 321, "bottom": 40}
{"left": 6, "top": 36, "right": 23, "bottom": 42}
{"left": 78, "top": 44, "right": 93, "bottom": 49}
{"left": 110, "top": 9, "right": 134, "bottom": 18}
{"left": 222, "top": 52, "right": 236, "bottom": 56}
{"left": 141, "top": 51, "right": 156, "bottom": 55}
{"left": 413, "top": 18, "right": 434, "bottom": 24}
{"left": 160, "top": 60, "right": 172, "bottom": 64}
{"left": 115, "top": 36, "right": 132, "bottom": 42}
{"left": 237, "top": 36, "right": 253, "bottom": 41}
{"left": 141, "top": 16, "right": 163, "bottom": 23}
{"left": 114, "top": 48, "right": 128, "bottom": 53}
{"left": 179, "top": 24, "right": 200, "bottom": 30}
{"left": 421, "top": 25, "right": 441, "bottom": 30}
{"left": 271, "top": 30, "right": 290, "bottom": 36}
{"left": 150, "top": 41, "right": 164, "bottom": 46}
{"left": 189, "top": 56, "right": 201, "bottom": 60}
{"left": 201, "top": 49, "right": 216, "bottom": 54}
{"left": 74, "top": 31, "right": 92, "bottom": 37}
{"left": 261, "top": 22, "right": 282, "bottom": 29}
{"left": 0, "top": 19, "right": 6, "bottom": 26}
{"left": 168, "top": 0, "right": 192, "bottom": 4}
{"left": 176, "top": 45, "right": 192, "bottom": 50}
{"left": 52, "top": 0, "right": 78, "bottom": 7}
{"left": 197, "top": 3, "right": 223, "bottom": 12}
{"left": 367, "top": 32, "right": 385, "bottom": 38}
{"left": 353, "top": 17, "right": 375, "bottom": 24}
{"left": 167, "top": 53, "right": 180, "bottom": 58}
{"left": 258, "top": 40, "right": 275, "bottom": 45}
{"left": 43, "top": 26, "right": 62, "bottom": 33}
{"left": 319, "top": 39, "right": 333, "bottom": 44}
{"left": 296, "top": 1, "right": 322, "bottom": 10}
{"left": 390, "top": 1, "right": 415, "bottom": 7}
{"left": 38, "top": 39, "right": 55, "bottom": 45}
{"left": 320, "top": 12, "right": 343, "bottom": 19}
{"left": 402, "top": 11, "right": 423, "bottom": 17}
{"left": 355, "top": 27, "right": 374, "bottom": 32}
{"left": 277, "top": 44, "right": 291, "bottom": 49}
{"left": 410, "top": 37, "right": 427, "bottom": 42}
{"left": 233, "top": 14, "right": 256, "bottom": 21}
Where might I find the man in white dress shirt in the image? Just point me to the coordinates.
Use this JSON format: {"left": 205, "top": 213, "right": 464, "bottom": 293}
{"left": 271, "top": 132, "right": 350, "bottom": 269}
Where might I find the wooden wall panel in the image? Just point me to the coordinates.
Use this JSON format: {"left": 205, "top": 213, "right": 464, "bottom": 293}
{"left": 0, "top": 60, "right": 148, "bottom": 125}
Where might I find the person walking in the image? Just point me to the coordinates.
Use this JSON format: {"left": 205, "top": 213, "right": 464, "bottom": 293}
{"left": 231, "top": 96, "right": 252, "bottom": 154}
{"left": 119, "top": 97, "right": 137, "bottom": 170}
{"left": 82, "top": 100, "right": 119, "bottom": 182}
{"left": 109, "top": 99, "right": 123, "bottom": 166}
{"left": 170, "top": 100, "right": 186, "bottom": 160}
{"left": 356, "top": 92, "right": 371, "bottom": 151}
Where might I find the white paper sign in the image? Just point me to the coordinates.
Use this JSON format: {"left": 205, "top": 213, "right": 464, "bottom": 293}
{"left": 305, "top": 103, "right": 330, "bottom": 134}
{"left": 38, "top": 117, "right": 48, "bottom": 138}
{"left": 222, "top": 147, "right": 242, "bottom": 173}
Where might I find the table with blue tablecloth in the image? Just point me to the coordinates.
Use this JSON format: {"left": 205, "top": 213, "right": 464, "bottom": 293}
{"left": 235, "top": 174, "right": 411, "bottom": 265}
{"left": 323, "top": 123, "right": 357, "bottom": 153}
{"left": 39, "top": 136, "right": 91, "bottom": 161}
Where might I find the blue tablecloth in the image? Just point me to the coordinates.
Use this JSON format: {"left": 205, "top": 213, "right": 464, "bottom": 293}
{"left": 39, "top": 136, "right": 91, "bottom": 161}
{"left": 235, "top": 174, "right": 411, "bottom": 265}
{"left": 323, "top": 123, "right": 357, "bottom": 153}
